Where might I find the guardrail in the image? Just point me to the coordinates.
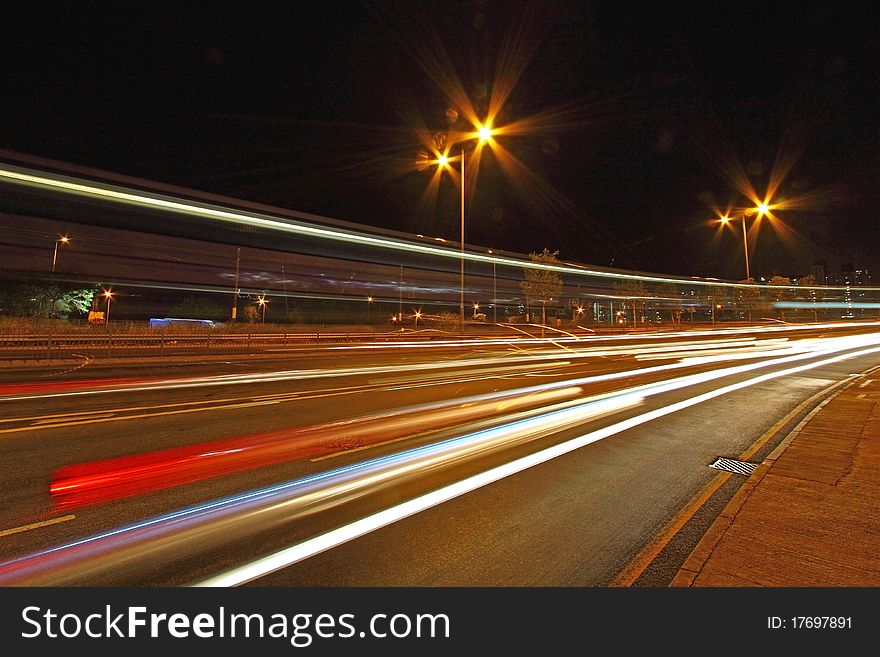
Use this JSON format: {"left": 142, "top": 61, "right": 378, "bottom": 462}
{"left": 0, "top": 330, "right": 442, "bottom": 360}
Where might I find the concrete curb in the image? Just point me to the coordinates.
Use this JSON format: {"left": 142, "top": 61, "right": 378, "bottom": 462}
{"left": 669, "top": 376, "right": 864, "bottom": 587}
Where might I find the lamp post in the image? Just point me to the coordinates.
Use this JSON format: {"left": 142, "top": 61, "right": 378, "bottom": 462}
{"left": 720, "top": 202, "right": 770, "bottom": 281}
{"left": 488, "top": 249, "right": 497, "bottom": 324}
{"left": 723, "top": 213, "right": 751, "bottom": 280}
{"left": 52, "top": 235, "right": 69, "bottom": 273}
{"left": 435, "top": 149, "right": 466, "bottom": 332}
{"left": 231, "top": 247, "right": 240, "bottom": 322}
{"left": 257, "top": 295, "right": 268, "bottom": 323}
{"left": 102, "top": 289, "right": 114, "bottom": 324}
{"left": 428, "top": 121, "right": 495, "bottom": 334}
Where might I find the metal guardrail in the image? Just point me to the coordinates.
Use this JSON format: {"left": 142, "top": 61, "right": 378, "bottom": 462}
{"left": 0, "top": 330, "right": 442, "bottom": 359}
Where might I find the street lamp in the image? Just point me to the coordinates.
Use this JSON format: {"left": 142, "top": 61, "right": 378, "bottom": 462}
{"left": 427, "top": 120, "right": 495, "bottom": 333}
{"left": 366, "top": 296, "right": 373, "bottom": 324}
{"left": 257, "top": 295, "right": 268, "bottom": 323}
{"left": 102, "top": 289, "right": 114, "bottom": 324}
{"left": 488, "top": 249, "right": 498, "bottom": 324}
{"left": 719, "top": 203, "right": 772, "bottom": 280}
{"left": 52, "top": 235, "right": 69, "bottom": 273}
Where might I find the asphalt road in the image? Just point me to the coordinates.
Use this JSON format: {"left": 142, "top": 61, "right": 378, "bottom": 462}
{"left": 0, "top": 323, "right": 878, "bottom": 585}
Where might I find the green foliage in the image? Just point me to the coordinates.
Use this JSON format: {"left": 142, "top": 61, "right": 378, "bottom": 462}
{"left": 0, "top": 279, "right": 97, "bottom": 319}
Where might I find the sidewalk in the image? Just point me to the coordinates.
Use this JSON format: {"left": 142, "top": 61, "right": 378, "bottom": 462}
{"left": 672, "top": 373, "right": 880, "bottom": 586}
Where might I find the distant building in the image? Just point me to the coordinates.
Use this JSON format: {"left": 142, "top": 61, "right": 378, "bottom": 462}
{"left": 827, "top": 264, "right": 872, "bottom": 318}
{"left": 810, "top": 261, "right": 827, "bottom": 285}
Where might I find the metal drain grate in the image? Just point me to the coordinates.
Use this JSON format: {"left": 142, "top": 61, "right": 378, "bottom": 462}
{"left": 709, "top": 457, "right": 758, "bottom": 476}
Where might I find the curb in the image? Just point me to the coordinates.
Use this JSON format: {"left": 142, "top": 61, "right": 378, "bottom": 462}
{"left": 669, "top": 373, "right": 867, "bottom": 587}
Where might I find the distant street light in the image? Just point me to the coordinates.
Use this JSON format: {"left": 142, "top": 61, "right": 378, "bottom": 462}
{"left": 257, "top": 295, "right": 268, "bottom": 323}
{"left": 414, "top": 309, "right": 422, "bottom": 328}
{"left": 102, "top": 289, "right": 114, "bottom": 324}
{"left": 52, "top": 235, "right": 69, "bottom": 273}
{"left": 366, "top": 296, "right": 373, "bottom": 323}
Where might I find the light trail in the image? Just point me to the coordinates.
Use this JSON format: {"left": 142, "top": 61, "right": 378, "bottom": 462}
{"left": 1, "top": 331, "right": 879, "bottom": 584}
{"left": 198, "top": 339, "right": 880, "bottom": 586}
{"left": 42, "top": 333, "right": 877, "bottom": 506}
{"left": 3, "top": 323, "right": 877, "bottom": 402}
{"left": 3, "top": 163, "right": 877, "bottom": 292}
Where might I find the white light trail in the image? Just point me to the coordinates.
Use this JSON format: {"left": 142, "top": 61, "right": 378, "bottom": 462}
{"left": 197, "top": 340, "right": 880, "bottom": 586}
{"left": 3, "top": 163, "right": 876, "bottom": 291}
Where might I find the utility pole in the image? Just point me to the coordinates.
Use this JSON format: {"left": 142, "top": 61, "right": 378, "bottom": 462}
{"left": 231, "top": 247, "right": 240, "bottom": 321}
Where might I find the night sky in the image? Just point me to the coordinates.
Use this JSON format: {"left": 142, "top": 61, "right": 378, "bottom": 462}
{"left": 1, "top": 1, "right": 877, "bottom": 280}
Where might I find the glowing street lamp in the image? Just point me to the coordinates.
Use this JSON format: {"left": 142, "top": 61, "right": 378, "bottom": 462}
{"left": 426, "top": 119, "right": 496, "bottom": 333}
{"left": 52, "top": 235, "right": 69, "bottom": 273}
{"left": 102, "top": 289, "right": 114, "bottom": 324}
{"left": 719, "top": 202, "right": 773, "bottom": 280}
{"left": 257, "top": 295, "right": 268, "bottom": 323}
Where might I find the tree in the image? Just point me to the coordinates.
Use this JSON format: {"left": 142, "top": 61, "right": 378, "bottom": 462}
{"left": 612, "top": 279, "right": 646, "bottom": 326}
{"left": 0, "top": 279, "right": 97, "bottom": 319}
{"left": 703, "top": 285, "right": 728, "bottom": 324}
{"left": 520, "top": 249, "right": 564, "bottom": 332}
{"left": 767, "top": 276, "right": 794, "bottom": 321}
{"left": 796, "top": 274, "right": 822, "bottom": 323}
{"left": 735, "top": 278, "right": 760, "bottom": 322}
{"left": 243, "top": 304, "right": 260, "bottom": 323}
{"left": 657, "top": 282, "right": 682, "bottom": 325}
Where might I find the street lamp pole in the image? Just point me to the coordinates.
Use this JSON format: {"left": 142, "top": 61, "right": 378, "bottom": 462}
{"left": 721, "top": 212, "right": 753, "bottom": 280}
{"left": 398, "top": 265, "right": 403, "bottom": 322}
{"left": 488, "top": 249, "right": 498, "bottom": 324}
{"left": 231, "top": 247, "right": 241, "bottom": 322}
{"left": 103, "top": 291, "right": 113, "bottom": 324}
{"left": 52, "top": 235, "right": 69, "bottom": 273}
{"left": 459, "top": 146, "right": 465, "bottom": 335}
{"left": 493, "top": 260, "right": 497, "bottom": 324}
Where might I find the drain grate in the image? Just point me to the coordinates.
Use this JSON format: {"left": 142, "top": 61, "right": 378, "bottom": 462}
{"left": 709, "top": 457, "right": 758, "bottom": 476}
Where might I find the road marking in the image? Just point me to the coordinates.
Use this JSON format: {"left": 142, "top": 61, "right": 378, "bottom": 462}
{"left": 0, "top": 515, "right": 75, "bottom": 538}
{"left": 0, "top": 368, "right": 576, "bottom": 435}
{"left": 859, "top": 379, "right": 873, "bottom": 388}
{"left": 32, "top": 412, "right": 117, "bottom": 425}
{"left": 310, "top": 432, "right": 431, "bottom": 463}
{"left": 857, "top": 393, "right": 866, "bottom": 399}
